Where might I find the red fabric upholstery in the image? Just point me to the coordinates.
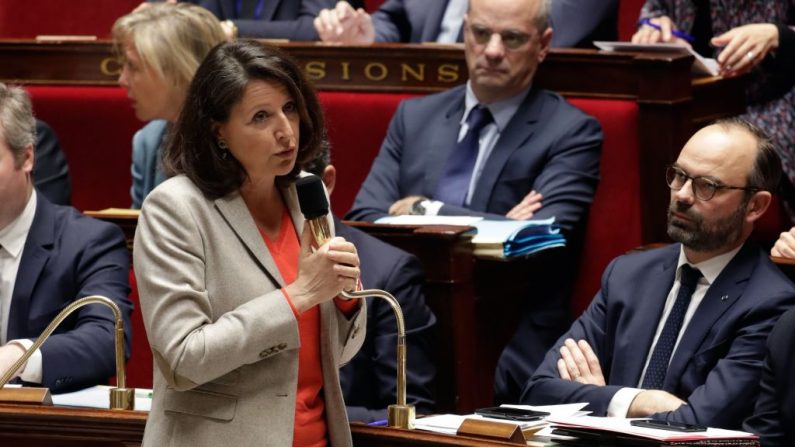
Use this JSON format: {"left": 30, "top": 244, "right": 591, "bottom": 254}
{"left": 568, "top": 98, "right": 643, "bottom": 317}
{"left": 318, "top": 91, "right": 420, "bottom": 215}
{"left": 26, "top": 86, "right": 141, "bottom": 211}
{"left": 126, "top": 268, "right": 153, "bottom": 388}
{"left": 363, "top": 0, "right": 386, "bottom": 13}
{"left": 618, "top": 0, "right": 645, "bottom": 41}
{"left": 0, "top": 0, "right": 139, "bottom": 38}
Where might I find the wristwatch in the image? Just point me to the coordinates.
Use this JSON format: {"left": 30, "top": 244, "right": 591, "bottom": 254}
{"left": 411, "top": 198, "right": 427, "bottom": 215}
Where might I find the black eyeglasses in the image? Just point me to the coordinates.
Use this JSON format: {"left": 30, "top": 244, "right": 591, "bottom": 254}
{"left": 666, "top": 165, "right": 760, "bottom": 201}
{"left": 467, "top": 24, "right": 531, "bottom": 50}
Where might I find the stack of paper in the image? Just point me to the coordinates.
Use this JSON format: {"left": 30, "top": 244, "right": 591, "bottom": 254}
{"left": 414, "top": 403, "right": 589, "bottom": 436}
{"left": 471, "top": 218, "right": 565, "bottom": 258}
{"left": 547, "top": 415, "right": 759, "bottom": 446}
{"left": 593, "top": 41, "right": 720, "bottom": 76}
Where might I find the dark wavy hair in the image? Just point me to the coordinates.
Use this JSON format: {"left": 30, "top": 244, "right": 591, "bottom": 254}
{"left": 163, "top": 40, "right": 325, "bottom": 198}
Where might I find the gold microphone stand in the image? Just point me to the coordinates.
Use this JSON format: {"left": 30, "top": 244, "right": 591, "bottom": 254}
{"left": 309, "top": 221, "right": 415, "bottom": 429}
{"left": 0, "top": 295, "right": 135, "bottom": 410}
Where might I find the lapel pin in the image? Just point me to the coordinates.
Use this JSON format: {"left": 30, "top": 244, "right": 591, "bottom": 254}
{"left": 720, "top": 295, "right": 729, "bottom": 302}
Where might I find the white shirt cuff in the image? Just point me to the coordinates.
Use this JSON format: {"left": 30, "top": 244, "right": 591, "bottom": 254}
{"left": 607, "top": 387, "right": 643, "bottom": 417}
{"left": 422, "top": 200, "right": 444, "bottom": 216}
{"left": 8, "top": 339, "right": 42, "bottom": 384}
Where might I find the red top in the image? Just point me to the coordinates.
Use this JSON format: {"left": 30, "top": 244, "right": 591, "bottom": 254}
{"left": 260, "top": 207, "right": 358, "bottom": 447}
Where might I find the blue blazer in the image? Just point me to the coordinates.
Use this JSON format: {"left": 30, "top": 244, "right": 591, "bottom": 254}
{"left": 345, "top": 84, "right": 602, "bottom": 235}
{"left": 197, "top": 0, "right": 340, "bottom": 40}
{"left": 130, "top": 120, "right": 168, "bottom": 209}
{"left": 335, "top": 219, "right": 436, "bottom": 422}
{"left": 521, "top": 242, "right": 795, "bottom": 429}
{"left": 9, "top": 194, "right": 132, "bottom": 393}
{"left": 743, "top": 307, "right": 795, "bottom": 447}
{"left": 371, "top": 0, "right": 618, "bottom": 48}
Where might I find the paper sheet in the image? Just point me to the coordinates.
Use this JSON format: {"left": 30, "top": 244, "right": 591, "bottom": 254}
{"left": 52, "top": 385, "right": 152, "bottom": 412}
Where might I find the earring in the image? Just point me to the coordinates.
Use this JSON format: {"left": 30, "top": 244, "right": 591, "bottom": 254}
{"left": 217, "top": 139, "right": 229, "bottom": 160}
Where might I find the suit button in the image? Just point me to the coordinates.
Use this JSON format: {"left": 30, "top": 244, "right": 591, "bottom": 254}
{"left": 277, "top": 343, "right": 287, "bottom": 350}
{"left": 259, "top": 349, "right": 269, "bottom": 358}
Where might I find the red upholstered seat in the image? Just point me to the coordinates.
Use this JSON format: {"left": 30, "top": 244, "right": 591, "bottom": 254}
{"left": 618, "top": 0, "right": 645, "bottom": 41}
{"left": 26, "top": 86, "right": 141, "bottom": 211}
{"left": 126, "top": 268, "right": 153, "bottom": 389}
{"left": 319, "top": 91, "right": 419, "bottom": 215}
{"left": 568, "top": 98, "right": 643, "bottom": 317}
{"left": 0, "top": 0, "right": 139, "bottom": 39}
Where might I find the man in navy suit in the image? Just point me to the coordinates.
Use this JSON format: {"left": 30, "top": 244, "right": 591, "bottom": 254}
{"left": 303, "top": 149, "right": 437, "bottom": 422}
{"left": 315, "top": 0, "right": 618, "bottom": 48}
{"left": 0, "top": 83, "right": 132, "bottom": 393}
{"left": 521, "top": 118, "right": 795, "bottom": 429}
{"left": 743, "top": 307, "right": 795, "bottom": 446}
{"left": 345, "top": 0, "right": 602, "bottom": 402}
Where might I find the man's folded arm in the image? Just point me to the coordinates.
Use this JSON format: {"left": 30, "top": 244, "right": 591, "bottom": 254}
{"left": 651, "top": 291, "right": 795, "bottom": 428}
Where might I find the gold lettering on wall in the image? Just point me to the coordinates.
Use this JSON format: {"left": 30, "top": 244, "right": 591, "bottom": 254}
{"left": 305, "top": 61, "right": 327, "bottom": 80}
{"left": 401, "top": 63, "right": 425, "bottom": 82}
{"left": 100, "top": 57, "right": 122, "bottom": 77}
{"left": 340, "top": 62, "right": 351, "bottom": 81}
{"left": 437, "top": 64, "right": 460, "bottom": 83}
{"left": 364, "top": 63, "right": 388, "bottom": 81}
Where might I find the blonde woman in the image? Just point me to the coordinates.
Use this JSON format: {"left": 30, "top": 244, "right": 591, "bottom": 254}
{"left": 112, "top": 3, "right": 226, "bottom": 208}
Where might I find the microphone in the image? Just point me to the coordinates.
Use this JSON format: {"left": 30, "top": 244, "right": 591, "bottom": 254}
{"left": 295, "top": 174, "right": 416, "bottom": 429}
{"left": 296, "top": 174, "right": 333, "bottom": 248}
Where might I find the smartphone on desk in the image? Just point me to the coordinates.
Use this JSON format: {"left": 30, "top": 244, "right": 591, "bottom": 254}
{"left": 474, "top": 406, "right": 549, "bottom": 422}
{"left": 630, "top": 419, "right": 707, "bottom": 432}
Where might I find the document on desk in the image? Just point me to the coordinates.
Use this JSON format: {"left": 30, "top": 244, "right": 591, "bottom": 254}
{"left": 547, "top": 415, "right": 758, "bottom": 445}
{"left": 593, "top": 41, "right": 720, "bottom": 76}
{"left": 52, "top": 385, "right": 152, "bottom": 412}
{"left": 413, "top": 403, "right": 589, "bottom": 435}
{"left": 375, "top": 215, "right": 483, "bottom": 226}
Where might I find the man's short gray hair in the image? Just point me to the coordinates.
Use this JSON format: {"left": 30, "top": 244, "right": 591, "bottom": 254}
{"left": 0, "top": 82, "right": 36, "bottom": 166}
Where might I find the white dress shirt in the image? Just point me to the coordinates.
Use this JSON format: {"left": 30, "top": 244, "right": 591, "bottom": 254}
{"left": 0, "top": 190, "right": 43, "bottom": 383}
{"left": 607, "top": 244, "right": 743, "bottom": 417}
{"left": 436, "top": 0, "right": 468, "bottom": 43}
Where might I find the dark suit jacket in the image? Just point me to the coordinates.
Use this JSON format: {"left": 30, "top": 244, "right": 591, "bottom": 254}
{"left": 345, "top": 84, "right": 602, "bottom": 235}
{"left": 9, "top": 194, "right": 132, "bottom": 393}
{"left": 743, "top": 307, "right": 795, "bottom": 447}
{"left": 371, "top": 0, "right": 618, "bottom": 48}
{"left": 521, "top": 242, "right": 795, "bottom": 429}
{"left": 32, "top": 120, "right": 71, "bottom": 206}
{"left": 197, "top": 0, "right": 340, "bottom": 40}
{"left": 335, "top": 219, "right": 436, "bottom": 422}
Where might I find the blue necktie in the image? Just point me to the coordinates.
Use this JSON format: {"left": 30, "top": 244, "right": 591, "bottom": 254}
{"left": 434, "top": 106, "right": 493, "bottom": 206}
{"left": 641, "top": 264, "right": 702, "bottom": 390}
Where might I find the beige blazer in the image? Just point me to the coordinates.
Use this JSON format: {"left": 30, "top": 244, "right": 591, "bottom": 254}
{"left": 133, "top": 174, "right": 366, "bottom": 447}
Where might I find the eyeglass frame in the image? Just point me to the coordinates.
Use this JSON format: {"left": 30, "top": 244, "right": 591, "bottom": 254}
{"left": 665, "top": 165, "right": 761, "bottom": 201}
{"left": 466, "top": 23, "right": 532, "bottom": 50}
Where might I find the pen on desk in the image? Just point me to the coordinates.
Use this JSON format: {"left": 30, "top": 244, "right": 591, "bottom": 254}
{"left": 368, "top": 419, "right": 389, "bottom": 426}
{"left": 638, "top": 18, "right": 695, "bottom": 43}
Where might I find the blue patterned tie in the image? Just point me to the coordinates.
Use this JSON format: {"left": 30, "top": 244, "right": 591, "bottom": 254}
{"left": 641, "top": 264, "right": 702, "bottom": 390}
{"left": 434, "top": 105, "right": 493, "bottom": 206}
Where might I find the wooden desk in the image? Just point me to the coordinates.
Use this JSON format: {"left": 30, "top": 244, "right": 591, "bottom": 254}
{"left": 0, "top": 404, "right": 527, "bottom": 447}
{"left": 3, "top": 40, "right": 744, "bottom": 242}
{"left": 0, "top": 404, "right": 146, "bottom": 447}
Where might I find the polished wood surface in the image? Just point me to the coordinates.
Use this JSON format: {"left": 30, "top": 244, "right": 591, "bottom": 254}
{"left": 0, "top": 403, "right": 146, "bottom": 447}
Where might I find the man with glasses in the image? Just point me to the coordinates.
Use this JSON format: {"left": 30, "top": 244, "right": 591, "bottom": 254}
{"left": 313, "top": 0, "right": 618, "bottom": 48}
{"left": 346, "top": 0, "right": 602, "bottom": 403}
{"left": 520, "top": 118, "right": 795, "bottom": 429}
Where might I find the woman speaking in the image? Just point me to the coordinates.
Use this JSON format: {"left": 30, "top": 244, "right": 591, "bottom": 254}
{"left": 133, "top": 40, "right": 365, "bottom": 447}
